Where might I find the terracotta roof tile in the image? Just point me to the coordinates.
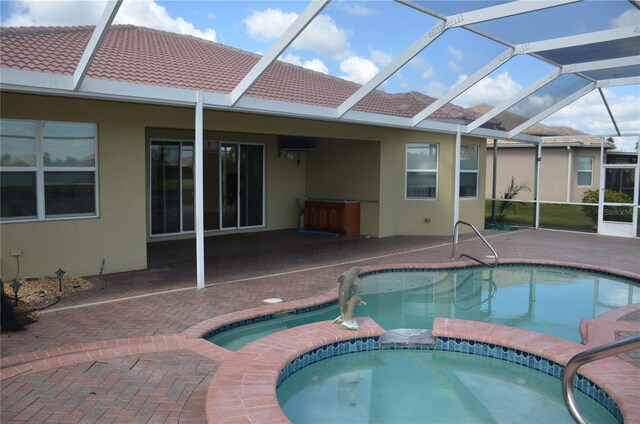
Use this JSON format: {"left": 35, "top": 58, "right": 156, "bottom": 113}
{"left": 0, "top": 25, "right": 486, "bottom": 124}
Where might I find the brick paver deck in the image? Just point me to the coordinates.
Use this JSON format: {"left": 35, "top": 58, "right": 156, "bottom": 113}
{"left": 1, "top": 229, "right": 639, "bottom": 423}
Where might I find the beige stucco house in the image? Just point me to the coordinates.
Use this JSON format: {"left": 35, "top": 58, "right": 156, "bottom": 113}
{"left": 0, "top": 26, "right": 489, "bottom": 280}
{"left": 486, "top": 138, "right": 614, "bottom": 203}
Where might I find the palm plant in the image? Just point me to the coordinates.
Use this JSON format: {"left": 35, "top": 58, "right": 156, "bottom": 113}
{"left": 496, "top": 177, "right": 530, "bottom": 222}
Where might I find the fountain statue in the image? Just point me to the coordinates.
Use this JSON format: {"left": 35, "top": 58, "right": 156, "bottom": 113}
{"left": 333, "top": 267, "right": 367, "bottom": 330}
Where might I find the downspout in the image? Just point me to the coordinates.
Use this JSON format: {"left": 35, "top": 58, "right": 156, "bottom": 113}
{"left": 195, "top": 91, "right": 205, "bottom": 289}
{"left": 534, "top": 143, "right": 542, "bottom": 229}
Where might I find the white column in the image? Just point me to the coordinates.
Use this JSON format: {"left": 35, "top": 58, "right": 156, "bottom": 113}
{"left": 534, "top": 143, "right": 542, "bottom": 229}
{"left": 453, "top": 127, "right": 461, "bottom": 241}
{"left": 491, "top": 138, "right": 498, "bottom": 221}
{"left": 597, "top": 139, "right": 605, "bottom": 234}
{"left": 195, "top": 91, "right": 205, "bottom": 289}
{"left": 633, "top": 137, "right": 640, "bottom": 236}
{"left": 566, "top": 146, "right": 572, "bottom": 203}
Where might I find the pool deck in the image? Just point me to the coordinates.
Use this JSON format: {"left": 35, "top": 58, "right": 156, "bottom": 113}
{"left": 1, "top": 228, "right": 639, "bottom": 423}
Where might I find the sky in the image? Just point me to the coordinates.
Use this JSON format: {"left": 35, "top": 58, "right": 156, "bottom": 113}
{"left": 1, "top": 0, "right": 639, "bottom": 150}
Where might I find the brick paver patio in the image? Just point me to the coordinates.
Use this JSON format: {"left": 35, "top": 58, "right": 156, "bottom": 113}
{"left": 1, "top": 228, "right": 639, "bottom": 423}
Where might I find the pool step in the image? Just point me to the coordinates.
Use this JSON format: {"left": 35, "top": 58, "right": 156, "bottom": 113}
{"left": 379, "top": 329, "right": 435, "bottom": 346}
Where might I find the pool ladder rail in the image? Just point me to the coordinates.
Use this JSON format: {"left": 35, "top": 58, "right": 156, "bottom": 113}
{"left": 562, "top": 334, "right": 640, "bottom": 424}
{"left": 451, "top": 221, "right": 499, "bottom": 267}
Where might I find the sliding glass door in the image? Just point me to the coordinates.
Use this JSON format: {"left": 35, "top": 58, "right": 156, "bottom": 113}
{"left": 150, "top": 141, "right": 189, "bottom": 235}
{"left": 150, "top": 140, "right": 264, "bottom": 236}
{"left": 221, "top": 143, "right": 238, "bottom": 228}
{"left": 221, "top": 142, "right": 264, "bottom": 229}
{"left": 240, "top": 144, "right": 264, "bottom": 227}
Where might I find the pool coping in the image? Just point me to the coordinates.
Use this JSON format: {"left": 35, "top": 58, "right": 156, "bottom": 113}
{"left": 201, "top": 260, "right": 639, "bottom": 424}
{"left": 1, "top": 259, "right": 637, "bottom": 422}
{"left": 183, "top": 258, "right": 639, "bottom": 344}
{"left": 205, "top": 316, "right": 639, "bottom": 423}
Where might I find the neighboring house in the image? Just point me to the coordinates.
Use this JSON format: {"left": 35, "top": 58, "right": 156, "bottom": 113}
{"left": 486, "top": 138, "right": 615, "bottom": 203}
{"left": 0, "top": 25, "right": 489, "bottom": 280}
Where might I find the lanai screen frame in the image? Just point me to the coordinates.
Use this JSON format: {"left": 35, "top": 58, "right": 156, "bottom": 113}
{"left": 1, "top": 0, "right": 639, "bottom": 287}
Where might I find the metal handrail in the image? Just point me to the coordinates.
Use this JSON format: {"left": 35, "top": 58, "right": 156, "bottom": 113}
{"left": 562, "top": 334, "right": 640, "bottom": 424}
{"left": 451, "top": 220, "right": 499, "bottom": 267}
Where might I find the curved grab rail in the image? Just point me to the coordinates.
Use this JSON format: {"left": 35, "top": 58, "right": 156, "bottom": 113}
{"left": 451, "top": 220, "right": 499, "bottom": 267}
{"left": 562, "top": 334, "right": 640, "bottom": 424}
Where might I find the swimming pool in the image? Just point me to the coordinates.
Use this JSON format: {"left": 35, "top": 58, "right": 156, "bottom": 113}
{"left": 277, "top": 349, "right": 618, "bottom": 423}
{"left": 207, "top": 265, "right": 639, "bottom": 349}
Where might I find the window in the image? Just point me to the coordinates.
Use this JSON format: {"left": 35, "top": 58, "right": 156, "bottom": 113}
{"left": 406, "top": 144, "right": 438, "bottom": 199}
{"left": 460, "top": 145, "right": 479, "bottom": 198}
{"left": 1, "top": 119, "right": 97, "bottom": 221}
{"left": 577, "top": 156, "right": 593, "bottom": 186}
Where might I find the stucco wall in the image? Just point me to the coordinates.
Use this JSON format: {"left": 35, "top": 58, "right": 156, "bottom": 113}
{"left": 1, "top": 93, "right": 149, "bottom": 279}
{"left": 0, "top": 93, "right": 311, "bottom": 279}
{"left": 305, "top": 138, "right": 380, "bottom": 237}
{"left": 379, "top": 132, "right": 485, "bottom": 237}
{"left": 486, "top": 145, "right": 603, "bottom": 203}
{"left": 569, "top": 148, "right": 602, "bottom": 203}
{"left": 1, "top": 92, "right": 487, "bottom": 278}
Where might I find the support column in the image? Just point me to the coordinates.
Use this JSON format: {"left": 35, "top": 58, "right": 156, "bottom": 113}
{"left": 533, "top": 143, "right": 542, "bottom": 229}
{"left": 195, "top": 91, "right": 205, "bottom": 289}
{"left": 453, "top": 127, "right": 461, "bottom": 241}
{"left": 597, "top": 138, "right": 605, "bottom": 234}
{"left": 491, "top": 138, "right": 498, "bottom": 222}
{"left": 566, "top": 146, "right": 572, "bottom": 203}
{"left": 633, "top": 137, "right": 639, "bottom": 237}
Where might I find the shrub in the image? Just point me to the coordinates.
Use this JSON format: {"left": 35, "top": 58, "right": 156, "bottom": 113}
{"left": 581, "top": 189, "right": 633, "bottom": 223}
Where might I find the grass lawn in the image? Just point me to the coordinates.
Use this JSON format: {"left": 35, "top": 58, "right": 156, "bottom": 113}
{"left": 485, "top": 201, "right": 597, "bottom": 232}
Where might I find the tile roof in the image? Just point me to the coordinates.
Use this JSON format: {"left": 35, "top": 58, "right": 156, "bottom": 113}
{"left": 1, "top": 25, "right": 488, "bottom": 125}
{"left": 487, "top": 137, "right": 614, "bottom": 147}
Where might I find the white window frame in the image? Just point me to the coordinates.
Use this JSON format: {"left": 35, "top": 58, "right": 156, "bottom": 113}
{"left": 405, "top": 143, "right": 439, "bottom": 201}
{"left": 577, "top": 155, "right": 593, "bottom": 187}
{"left": 0, "top": 118, "right": 99, "bottom": 223}
{"left": 460, "top": 144, "right": 479, "bottom": 200}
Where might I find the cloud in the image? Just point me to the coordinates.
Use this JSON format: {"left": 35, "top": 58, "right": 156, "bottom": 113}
{"left": 116, "top": 1, "right": 216, "bottom": 41}
{"left": 408, "top": 56, "right": 436, "bottom": 80}
{"left": 2, "top": 0, "right": 103, "bottom": 26}
{"left": 425, "top": 81, "right": 447, "bottom": 98}
{"left": 541, "top": 88, "right": 639, "bottom": 150}
{"left": 446, "top": 45, "right": 463, "bottom": 61}
{"left": 2, "top": 0, "right": 217, "bottom": 41}
{"left": 280, "top": 53, "right": 329, "bottom": 74}
{"left": 339, "top": 56, "right": 379, "bottom": 84}
{"left": 244, "top": 8, "right": 296, "bottom": 39}
{"left": 511, "top": 94, "right": 555, "bottom": 117}
{"left": 447, "top": 61, "right": 461, "bottom": 73}
{"left": 244, "top": 9, "right": 350, "bottom": 60}
{"left": 335, "top": 2, "right": 375, "bottom": 16}
{"left": 610, "top": 9, "right": 639, "bottom": 28}
{"left": 455, "top": 71, "right": 523, "bottom": 107}
{"left": 303, "top": 58, "right": 329, "bottom": 74}
{"left": 370, "top": 49, "right": 392, "bottom": 66}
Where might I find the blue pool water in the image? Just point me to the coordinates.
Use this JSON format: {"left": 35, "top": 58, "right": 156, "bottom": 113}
{"left": 277, "top": 350, "right": 618, "bottom": 424}
{"left": 208, "top": 266, "right": 639, "bottom": 349}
